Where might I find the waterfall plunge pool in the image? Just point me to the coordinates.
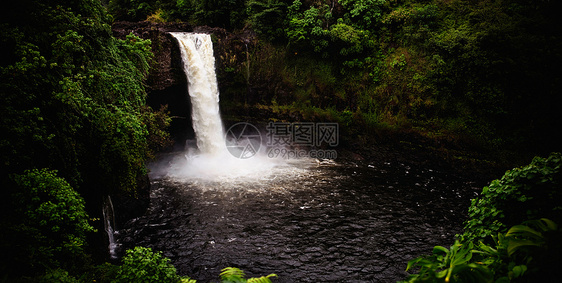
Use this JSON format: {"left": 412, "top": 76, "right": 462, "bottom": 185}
{"left": 115, "top": 152, "right": 483, "bottom": 282}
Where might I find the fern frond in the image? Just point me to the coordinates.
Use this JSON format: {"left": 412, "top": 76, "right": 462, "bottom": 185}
{"left": 220, "top": 267, "right": 246, "bottom": 282}
{"left": 247, "top": 274, "right": 278, "bottom": 283}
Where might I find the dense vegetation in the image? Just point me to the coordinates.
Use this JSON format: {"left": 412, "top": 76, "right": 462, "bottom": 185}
{"left": 107, "top": 0, "right": 561, "bottom": 157}
{"left": 1, "top": 0, "right": 170, "bottom": 280}
{"left": 2, "top": 0, "right": 561, "bottom": 282}
{"left": 402, "top": 152, "right": 562, "bottom": 282}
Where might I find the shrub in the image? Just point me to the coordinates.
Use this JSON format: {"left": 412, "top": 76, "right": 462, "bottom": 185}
{"left": 16, "top": 169, "right": 93, "bottom": 262}
{"left": 461, "top": 152, "right": 562, "bottom": 243}
{"left": 402, "top": 218, "right": 562, "bottom": 283}
{"left": 402, "top": 240, "right": 492, "bottom": 283}
{"left": 39, "top": 268, "right": 80, "bottom": 283}
{"left": 114, "top": 249, "right": 276, "bottom": 283}
{"left": 247, "top": 0, "right": 287, "bottom": 41}
{"left": 115, "top": 247, "right": 185, "bottom": 283}
{"left": 5, "top": 169, "right": 94, "bottom": 276}
{"left": 402, "top": 153, "right": 562, "bottom": 282}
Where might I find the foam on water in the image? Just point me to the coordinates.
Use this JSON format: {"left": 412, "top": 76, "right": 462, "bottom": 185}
{"left": 156, "top": 33, "right": 307, "bottom": 182}
{"left": 148, "top": 147, "right": 324, "bottom": 184}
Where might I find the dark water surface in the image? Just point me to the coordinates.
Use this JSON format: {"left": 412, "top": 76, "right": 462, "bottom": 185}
{"left": 117, "top": 154, "right": 483, "bottom": 282}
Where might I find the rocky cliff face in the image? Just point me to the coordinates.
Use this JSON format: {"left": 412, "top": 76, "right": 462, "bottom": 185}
{"left": 112, "top": 21, "right": 199, "bottom": 144}
{"left": 111, "top": 21, "right": 260, "bottom": 142}
{"left": 111, "top": 21, "right": 257, "bottom": 92}
{"left": 112, "top": 21, "right": 192, "bottom": 91}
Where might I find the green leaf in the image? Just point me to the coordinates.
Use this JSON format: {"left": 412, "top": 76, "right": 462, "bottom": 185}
{"left": 247, "top": 274, "right": 278, "bottom": 283}
{"left": 507, "top": 239, "right": 541, "bottom": 257}
{"left": 220, "top": 267, "right": 246, "bottom": 282}
{"left": 506, "top": 225, "right": 543, "bottom": 240}
{"left": 433, "top": 245, "right": 449, "bottom": 255}
{"left": 511, "top": 265, "right": 527, "bottom": 277}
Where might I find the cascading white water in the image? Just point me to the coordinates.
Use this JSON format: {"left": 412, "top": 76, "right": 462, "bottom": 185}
{"left": 157, "top": 32, "right": 283, "bottom": 180}
{"left": 170, "top": 32, "right": 225, "bottom": 155}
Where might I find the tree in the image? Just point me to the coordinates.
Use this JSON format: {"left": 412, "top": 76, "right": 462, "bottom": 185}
{"left": 0, "top": 1, "right": 170, "bottom": 279}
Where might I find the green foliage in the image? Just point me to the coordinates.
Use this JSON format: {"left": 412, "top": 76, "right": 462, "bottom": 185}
{"left": 1, "top": 0, "right": 171, "bottom": 280}
{"left": 106, "top": 0, "right": 247, "bottom": 27}
{"left": 39, "top": 268, "right": 80, "bottom": 283}
{"left": 147, "top": 9, "right": 167, "bottom": 23}
{"left": 113, "top": 251, "right": 274, "bottom": 283}
{"left": 403, "top": 153, "right": 562, "bottom": 282}
{"left": 285, "top": 0, "right": 329, "bottom": 52}
{"left": 115, "top": 247, "right": 185, "bottom": 283}
{"left": 402, "top": 241, "right": 492, "bottom": 283}
{"left": 339, "top": 0, "right": 386, "bottom": 30}
{"left": 284, "top": 0, "right": 378, "bottom": 59}
{"left": 220, "top": 267, "right": 247, "bottom": 282}
{"left": 461, "top": 152, "right": 562, "bottom": 243}
{"left": 247, "top": 0, "right": 287, "bottom": 41}
{"left": 220, "top": 267, "right": 278, "bottom": 283}
{"left": 469, "top": 218, "right": 561, "bottom": 282}
{"left": 504, "top": 218, "right": 558, "bottom": 258}
{"left": 108, "top": 0, "right": 158, "bottom": 21}
{"left": 403, "top": 218, "right": 562, "bottom": 283}
{"left": 502, "top": 218, "right": 562, "bottom": 281}
{"left": 90, "top": 262, "right": 121, "bottom": 283}
{"left": 426, "top": 0, "right": 562, "bottom": 148}
{"left": 7, "top": 169, "right": 94, "bottom": 275}
{"left": 0, "top": 0, "right": 169, "bottom": 195}
{"left": 194, "top": 0, "right": 247, "bottom": 29}
{"left": 114, "top": 255, "right": 278, "bottom": 283}
{"left": 271, "top": 0, "right": 561, "bottom": 151}
{"left": 329, "top": 23, "right": 374, "bottom": 56}
{"left": 383, "top": 3, "right": 438, "bottom": 28}
{"left": 373, "top": 47, "right": 434, "bottom": 121}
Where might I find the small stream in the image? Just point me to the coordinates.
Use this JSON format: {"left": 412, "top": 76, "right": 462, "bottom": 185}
{"left": 116, "top": 153, "right": 483, "bottom": 282}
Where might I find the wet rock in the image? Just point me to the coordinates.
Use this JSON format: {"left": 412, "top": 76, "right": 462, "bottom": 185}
{"left": 285, "top": 259, "right": 302, "bottom": 267}
{"left": 112, "top": 173, "right": 150, "bottom": 229}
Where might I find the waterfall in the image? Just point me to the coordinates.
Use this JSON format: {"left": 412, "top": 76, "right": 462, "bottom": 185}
{"left": 102, "top": 195, "right": 118, "bottom": 260}
{"left": 170, "top": 32, "right": 225, "bottom": 155}
{"left": 161, "top": 32, "right": 279, "bottom": 180}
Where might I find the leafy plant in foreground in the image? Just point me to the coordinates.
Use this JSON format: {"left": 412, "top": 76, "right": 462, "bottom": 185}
{"left": 402, "top": 153, "right": 562, "bottom": 282}
{"left": 461, "top": 152, "right": 562, "bottom": 243}
{"left": 502, "top": 218, "right": 561, "bottom": 281}
{"left": 220, "top": 267, "right": 278, "bottom": 283}
{"left": 402, "top": 241, "right": 492, "bottom": 283}
{"left": 505, "top": 218, "right": 558, "bottom": 257}
{"left": 113, "top": 249, "right": 276, "bottom": 283}
{"left": 114, "top": 246, "right": 193, "bottom": 283}
{"left": 402, "top": 218, "right": 561, "bottom": 283}
{"left": 38, "top": 268, "right": 80, "bottom": 283}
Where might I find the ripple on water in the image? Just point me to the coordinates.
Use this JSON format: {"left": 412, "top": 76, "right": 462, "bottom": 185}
{"left": 118, "top": 152, "right": 479, "bottom": 282}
